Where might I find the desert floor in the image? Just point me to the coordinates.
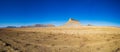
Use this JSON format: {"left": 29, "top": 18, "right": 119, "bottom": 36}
{"left": 0, "top": 27, "right": 120, "bottom": 52}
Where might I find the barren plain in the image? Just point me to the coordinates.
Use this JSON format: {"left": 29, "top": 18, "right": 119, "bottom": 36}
{"left": 0, "top": 26, "right": 120, "bottom": 52}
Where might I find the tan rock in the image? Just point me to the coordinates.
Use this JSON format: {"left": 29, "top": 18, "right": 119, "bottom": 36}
{"left": 62, "top": 18, "right": 81, "bottom": 27}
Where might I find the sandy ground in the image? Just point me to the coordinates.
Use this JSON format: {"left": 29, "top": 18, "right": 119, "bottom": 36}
{"left": 0, "top": 27, "right": 120, "bottom": 52}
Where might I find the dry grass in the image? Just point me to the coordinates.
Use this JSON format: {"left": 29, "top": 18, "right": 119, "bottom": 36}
{"left": 0, "top": 26, "right": 120, "bottom": 52}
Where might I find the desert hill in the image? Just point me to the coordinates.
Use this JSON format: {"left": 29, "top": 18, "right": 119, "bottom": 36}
{"left": 0, "top": 18, "right": 120, "bottom": 52}
{"left": 61, "top": 18, "right": 81, "bottom": 27}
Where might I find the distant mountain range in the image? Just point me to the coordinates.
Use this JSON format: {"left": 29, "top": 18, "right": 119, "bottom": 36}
{"left": 20, "top": 24, "right": 55, "bottom": 28}
{"left": 5, "top": 18, "right": 95, "bottom": 28}
{"left": 6, "top": 24, "right": 55, "bottom": 28}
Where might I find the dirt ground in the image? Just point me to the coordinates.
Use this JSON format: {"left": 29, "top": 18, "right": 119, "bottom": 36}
{"left": 0, "top": 27, "right": 120, "bottom": 52}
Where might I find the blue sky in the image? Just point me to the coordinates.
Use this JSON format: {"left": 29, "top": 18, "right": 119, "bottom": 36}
{"left": 0, "top": 0, "right": 120, "bottom": 27}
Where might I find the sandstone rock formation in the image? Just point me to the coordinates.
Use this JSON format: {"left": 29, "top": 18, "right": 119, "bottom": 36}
{"left": 62, "top": 18, "right": 81, "bottom": 27}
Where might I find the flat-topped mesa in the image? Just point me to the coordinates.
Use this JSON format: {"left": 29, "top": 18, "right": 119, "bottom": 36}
{"left": 62, "top": 18, "right": 81, "bottom": 27}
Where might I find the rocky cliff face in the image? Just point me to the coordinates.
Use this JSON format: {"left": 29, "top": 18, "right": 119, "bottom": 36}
{"left": 62, "top": 18, "right": 81, "bottom": 27}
